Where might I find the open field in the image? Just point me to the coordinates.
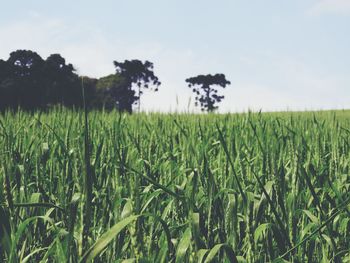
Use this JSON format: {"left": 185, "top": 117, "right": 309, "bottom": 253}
{"left": 1, "top": 109, "right": 350, "bottom": 262}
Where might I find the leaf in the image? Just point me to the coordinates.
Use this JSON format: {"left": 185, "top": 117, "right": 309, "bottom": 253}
{"left": 21, "top": 247, "right": 48, "bottom": 263}
{"left": 55, "top": 238, "right": 67, "bottom": 263}
{"left": 80, "top": 215, "right": 139, "bottom": 263}
{"left": 203, "top": 243, "right": 238, "bottom": 263}
{"left": 9, "top": 216, "right": 56, "bottom": 262}
{"left": 13, "top": 202, "right": 64, "bottom": 212}
{"left": 303, "top": 210, "right": 319, "bottom": 225}
{"left": 30, "top": 192, "right": 42, "bottom": 203}
{"left": 196, "top": 249, "right": 209, "bottom": 263}
{"left": 254, "top": 223, "right": 272, "bottom": 243}
{"left": 321, "top": 234, "right": 333, "bottom": 249}
{"left": 161, "top": 200, "right": 173, "bottom": 221}
{"left": 237, "top": 256, "right": 247, "bottom": 263}
{"left": 121, "top": 199, "right": 133, "bottom": 219}
{"left": 192, "top": 212, "right": 205, "bottom": 250}
{"left": 175, "top": 227, "right": 192, "bottom": 263}
{"left": 121, "top": 259, "right": 136, "bottom": 263}
{"left": 301, "top": 222, "right": 317, "bottom": 240}
{"left": 140, "top": 189, "right": 162, "bottom": 214}
{"left": 42, "top": 142, "right": 49, "bottom": 152}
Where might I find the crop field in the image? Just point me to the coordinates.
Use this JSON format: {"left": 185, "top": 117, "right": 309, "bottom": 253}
{"left": 0, "top": 109, "right": 350, "bottom": 262}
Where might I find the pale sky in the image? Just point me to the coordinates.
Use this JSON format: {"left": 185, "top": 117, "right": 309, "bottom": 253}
{"left": 1, "top": 0, "right": 350, "bottom": 112}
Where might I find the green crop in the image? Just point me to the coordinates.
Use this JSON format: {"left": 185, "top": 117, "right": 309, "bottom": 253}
{"left": 0, "top": 108, "right": 349, "bottom": 262}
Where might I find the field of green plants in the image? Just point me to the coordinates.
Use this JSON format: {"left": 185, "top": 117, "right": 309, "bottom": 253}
{"left": 1, "top": 109, "right": 349, "bottom": 262}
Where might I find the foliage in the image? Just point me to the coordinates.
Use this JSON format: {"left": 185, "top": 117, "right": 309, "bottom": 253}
{"left": 96, "top": 74, "right": 128, "bottom": 110}
{"left": 44, "top": 54, "right": 81, "bottom": 107}
{"left": 0, "top": 50, "right": 81, "bottom": 110}
{"left": 0, "top": 50, "right": 46, "bottom": 110}
{"left": 186, "top": 74, "right": 230, "bottom": 112}
{"left": 0, "top": 109, "right": 349, "bottom": 262}
{"left": 0, "top": 51, "right": 161, "bottom": 113}
{"left": 113, "top": 59, "right": 161, "bottom": 113}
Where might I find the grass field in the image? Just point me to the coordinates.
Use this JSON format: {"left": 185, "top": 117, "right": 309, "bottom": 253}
{"left": 1, "top": 109, "right": 350, "bottom": 262}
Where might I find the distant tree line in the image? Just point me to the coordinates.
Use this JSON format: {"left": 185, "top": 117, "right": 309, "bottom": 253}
{"left": 0, "top": 49, "right": 230, "bottom": 113}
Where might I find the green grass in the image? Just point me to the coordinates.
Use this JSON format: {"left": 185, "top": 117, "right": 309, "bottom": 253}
{"left": 1, "top": 108, "right": 350, "bottom": 262}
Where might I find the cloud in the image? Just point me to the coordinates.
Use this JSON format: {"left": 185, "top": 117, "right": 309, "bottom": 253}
{"left": 219, "top": 52, "right": 350, "bottom": 113}
{"left": 308, "top": 0, "right": 350, "bottom": 16}
{"left": 0, "top": 15, "right": 208, "bottom": 112}
{"left": 1, "top": 14, "right": 350, "bottom": 113}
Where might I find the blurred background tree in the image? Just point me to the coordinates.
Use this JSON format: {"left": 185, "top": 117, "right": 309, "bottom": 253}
{"left": 113, "top": 59, "right": 161, "bottom": 113}
{"left": 0, "top": 50, "right": 163, "bottom": 113}
{"left": 186, "top": 74, "right": 230, "bottom": 112}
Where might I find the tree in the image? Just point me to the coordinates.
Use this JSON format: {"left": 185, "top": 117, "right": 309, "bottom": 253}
{"left": 0, "top": 59, "right": 11, "bottom": 110}
{"left": 0, "top": 59, "right": 9, "bottom": 80}
{"left": 113, "top": 60, "right": 161, "bottom": 113}
{"left": 44, "top": 54, "right": 81, "bottom": 107}
{"left": 5, "top": 50, "right": 46, "bottom": 110}
{"left": 95, "top": 74, "right": 125, "bottom": 110}
{"left": 0, "top": 50, "right": 85, "bottom": 111}
{"left": 186, "top": 74, "right": 230, "bottom": 112}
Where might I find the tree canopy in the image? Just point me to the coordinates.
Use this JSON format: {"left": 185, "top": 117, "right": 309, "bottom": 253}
{"left": 0, "top": 52, "right": 163, "bottom": 113}
{"left": 44, "top": 54, "right": 80, "bottom": 106}
{"left": 186, "top": 74, "right": 230, "bottom": 112}
{"left": 113, "top": 59, "right": 161, "bottom": 113}
{"left": 3, "top": 50, "right": 46, "bottom": 110}
{"left": 0, "top": 49, "right": 232, "bottom": 113}
{"left": 0, "top": 50, "right": 81, "bottom": 111}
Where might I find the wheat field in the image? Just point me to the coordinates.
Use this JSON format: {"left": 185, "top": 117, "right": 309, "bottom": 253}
{"left": 1, "top": 109, "right": 349, "bottom": 262}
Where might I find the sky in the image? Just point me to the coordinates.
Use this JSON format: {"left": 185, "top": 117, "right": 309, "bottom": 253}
{"left": 1, "top": 0, "right": 350, "bottom": 113}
